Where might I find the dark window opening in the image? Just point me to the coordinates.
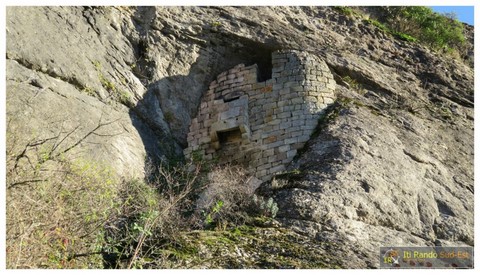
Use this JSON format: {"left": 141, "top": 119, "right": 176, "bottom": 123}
{"left": 224, "top": 96, "right": 241, "bottom": 103}
{"left": 212, "top": 38, "right": 280, "bottom": 84}
{"left": 223, "top": 90, "right": 243, "bottom": 102}
{"left": 218, "top": 128, "right": 242, "bottom": 145}
{"left": 245, "top": 56, "right": 273, "bottom": 82}
{"left": 244, "top": 45, "right": 274, "bottom": 82}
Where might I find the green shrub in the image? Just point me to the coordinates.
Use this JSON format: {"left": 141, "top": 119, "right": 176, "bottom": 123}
{"left": 369, "top": 6, "right": 465, "bottom": 51}
{"left": 363, "top": 18, "right": 390, "bottom": 32}
{"left": 334, "top": 6, "right": 354, "bottom": 16}
{"left": 203, "top": 200, "right": 224, "bottom": 226}
{"left": 400, "top": 7, "right": 464, "bottom": 50}
{"left": 252, "top": 195, "right": 279, "bottom": 218}
{"left": 6, "top": 118, "right": 155, "bottom": 268}
{"left": 101, "top": 178, "right": 162, "bottom": 268}
{"left": 394, "top": 32, "right": 417, "bottom": 42}
{"left": 341, "top": 75, "right": 366, "bottom": 95}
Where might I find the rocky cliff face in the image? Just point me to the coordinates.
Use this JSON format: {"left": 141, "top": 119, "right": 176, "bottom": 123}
{"left": 6, "top": 6, "right": 474, "bottom": 268}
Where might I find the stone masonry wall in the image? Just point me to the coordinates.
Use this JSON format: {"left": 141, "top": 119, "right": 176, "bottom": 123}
{"left": 184, "top": 50, "right": 336, "bottom": 181}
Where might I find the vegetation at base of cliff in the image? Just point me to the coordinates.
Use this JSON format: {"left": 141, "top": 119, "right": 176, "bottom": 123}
{"left": 365, "top": 7, "right": 466, "bottom": 54}
{"left": 6, "top": 117, "right": 124, "bottom": 268}
{"left": 6, "top": 121, "right": 285, "bottom": 268}
{"left": 152, "top": 224, "right": 343, "bottom": 268}
{"left": 97, "top": 162, "right": 283, "bottom": 269}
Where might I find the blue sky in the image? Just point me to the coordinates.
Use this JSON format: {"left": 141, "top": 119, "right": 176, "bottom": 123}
{"left": 430, "top": 6, "right": 474, "bottom": 25}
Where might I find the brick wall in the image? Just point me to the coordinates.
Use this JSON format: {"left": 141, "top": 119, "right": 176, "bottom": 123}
{"left": 184, "top": 50, "right": 336, "bottom": 181}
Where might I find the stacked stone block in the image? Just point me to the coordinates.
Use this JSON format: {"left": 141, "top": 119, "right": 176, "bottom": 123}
{"left": 184, "top": 50, "right": 336, "bottom": 181}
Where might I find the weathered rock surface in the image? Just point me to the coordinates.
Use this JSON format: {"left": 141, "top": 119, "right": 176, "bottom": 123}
{"left": 6, "top": 7, "right": 180, "bottom": 176}
{"left": 260, "top": 95, "right": 473, "bottom": 267}
{"left": 6, "top": 6, "right": 473, "bottom": 268}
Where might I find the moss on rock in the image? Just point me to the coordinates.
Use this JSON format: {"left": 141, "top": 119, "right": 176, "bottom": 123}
{"left": 156, "top": 225, "right": 343, "bottom": 268}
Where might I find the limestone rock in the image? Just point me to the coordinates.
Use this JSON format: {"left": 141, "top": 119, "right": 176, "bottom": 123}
{"left": 6, "top": 6, "right": 473, "bottom": 268}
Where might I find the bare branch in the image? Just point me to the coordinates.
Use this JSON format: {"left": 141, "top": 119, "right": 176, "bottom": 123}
{"left": 56, "top": 117, "right": 122, "bottom": 157}
{"left": 8, "top": 179, "right": 45, "bottom": 189}
{"left": 51, "top": 123, "right": 81, "bottom": 153}
{"left": 91, "top": 131, "right": 124, "bottom": 137}
{"left": 12, "top": 135, "right": 58, "bottom": 171}
{"left": 127, "top": 163, "right": 201, "bottom": 269}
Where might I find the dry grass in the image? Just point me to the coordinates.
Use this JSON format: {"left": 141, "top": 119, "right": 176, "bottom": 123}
{"left": 195, "top": 165, "right": 260, "bottom": 228}
{"left": 92, "top": 163, "right": 261, "bottom": 268}
{"left": 6, "top": 119, "right": 259, "bottom": 268}
{"left": 6, "top": 157, "right": 119, "bottom": 268}
{"left": 6, "top": 116, "right": 126, "bottom": 268}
